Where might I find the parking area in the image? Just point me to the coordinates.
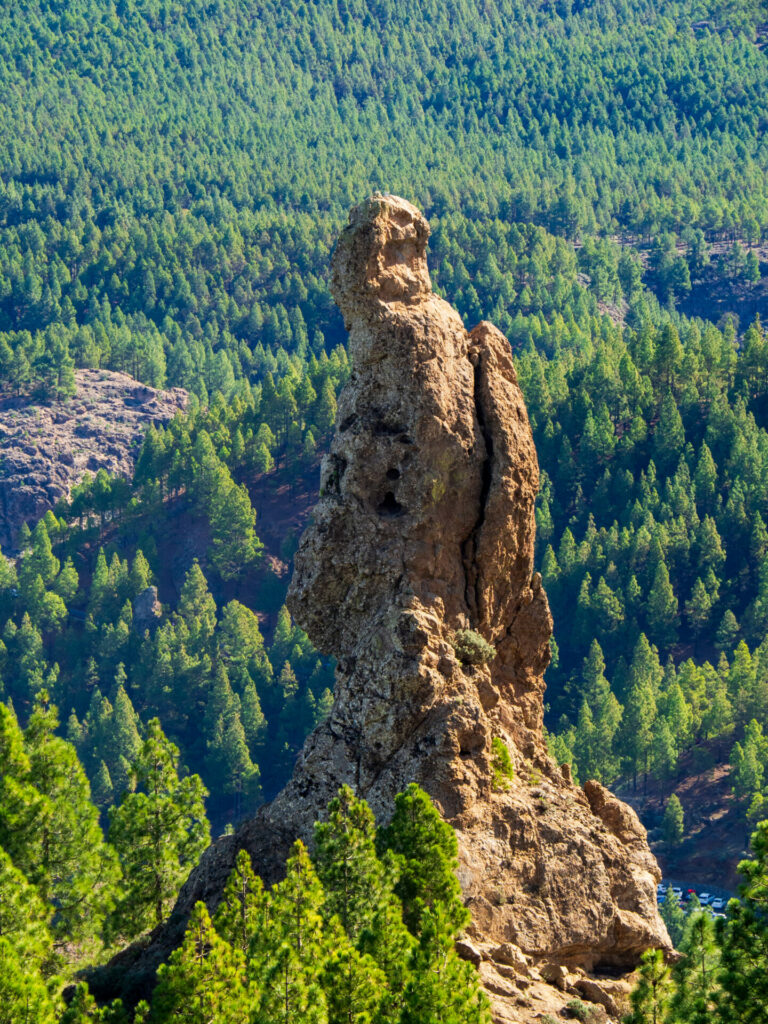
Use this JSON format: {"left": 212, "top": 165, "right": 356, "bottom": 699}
{"left": 657, "top": 878, "right": 735, "bottom": 918}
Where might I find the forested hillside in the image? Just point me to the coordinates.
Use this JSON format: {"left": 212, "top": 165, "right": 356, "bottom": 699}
{"left": 3, "top": 0, "right": 768, "bottom": 1017}
{"left": 2, "top": 0, "right": 768, "bottom": 402}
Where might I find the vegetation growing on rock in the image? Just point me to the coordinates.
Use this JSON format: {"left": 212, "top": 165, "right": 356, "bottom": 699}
{"left": 452, "top": 629, "right": 497, "bottom": 667}
{"left": 490, "top": 737, "right": 515, "bottom": 792}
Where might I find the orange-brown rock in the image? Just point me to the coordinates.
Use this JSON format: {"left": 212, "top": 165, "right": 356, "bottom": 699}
{"left": 90, "top": 195, "right": 669, "bottom": 1020}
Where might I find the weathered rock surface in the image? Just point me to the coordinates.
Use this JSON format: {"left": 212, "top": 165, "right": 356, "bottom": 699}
{"left": 133, "top": 585, "right": 163, "bottom": 628}
{"left": 0, "top": 369, "right": 187, "bottom": 552}
{"left": 90, "top": 195, "right": 669, "bottom": 1020}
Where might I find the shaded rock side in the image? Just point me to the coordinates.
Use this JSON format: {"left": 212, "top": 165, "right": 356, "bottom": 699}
{"left": 90, "top": 195, "right": 669, "bottom": 1019}
{"left": 0, "top": 369, "right": 187, "bottom": 552}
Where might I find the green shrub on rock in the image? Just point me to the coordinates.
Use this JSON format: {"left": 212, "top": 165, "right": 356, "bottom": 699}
{"left": 491, "top": 737, "right": 515, "bottom": 791}
{"left": 452, "top": 629, "right": 496, "bottom": 666}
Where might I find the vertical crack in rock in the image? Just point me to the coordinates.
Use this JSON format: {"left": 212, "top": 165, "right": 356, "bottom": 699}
{"left": 89, "top": 195, "right": 671, "bottom": 1021}
{"left": 462, "top": 348, "right": 494, "bottom": 626}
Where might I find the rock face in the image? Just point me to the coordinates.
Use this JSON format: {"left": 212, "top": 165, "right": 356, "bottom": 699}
{"left": 133, "top": 585, "right": 163, "bottom": 628}
{"left": 0, "top": 369, "right": 187, "bottom": 552}
{"left": 91, "top": 196, "right": 669, "bottom": 1020}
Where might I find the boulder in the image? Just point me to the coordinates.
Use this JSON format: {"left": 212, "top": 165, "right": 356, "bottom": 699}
{"left": 133, "top": 586, "right": 162, "bottom": 628}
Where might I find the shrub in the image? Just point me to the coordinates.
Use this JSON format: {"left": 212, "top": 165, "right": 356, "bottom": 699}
{"left": 452, "top": 629, "right": 496, "bottom": 665}
{"left": 491, "top": 737, "right": 514, "bottom": 791}
{"left": 566, "top": 999, "right": 591, "bottom": 1021}
{"left": 565, "top": 999, "right": 606, "bottom": 1023}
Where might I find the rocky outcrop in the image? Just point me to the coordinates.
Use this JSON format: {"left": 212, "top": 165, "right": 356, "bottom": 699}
{"left": 0, "top": 369, "right": 187, "bottom": 552}
{"left": 133, "top": 585, "right": 163, "bottom": 628}
{"left": 91, "top": 196, "right": 669, "bottom": 1020}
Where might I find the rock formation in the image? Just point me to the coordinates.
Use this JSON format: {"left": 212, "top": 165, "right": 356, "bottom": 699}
{"left": 91, "top": 195, "right": 669, "bottom": 1021}
{"left": 0, "top": 369, "right": 187, "bottom": 553}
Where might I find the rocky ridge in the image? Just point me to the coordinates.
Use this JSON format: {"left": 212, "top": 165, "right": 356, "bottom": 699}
{"left": 0, "top": 369, "right": 187, "bottom": 552}
{"left": 92, "top": 195, "right": 669, "bottom": 1021}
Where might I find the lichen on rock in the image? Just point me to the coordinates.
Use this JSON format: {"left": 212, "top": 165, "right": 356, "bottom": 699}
{"left": 91, "top": 195, "right": 670, "bottom": 1020}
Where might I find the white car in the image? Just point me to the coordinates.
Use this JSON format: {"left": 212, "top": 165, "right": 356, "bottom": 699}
{"left": 698, "top": 892, "right": 711, "bottom": 905}
{"left": 710, "top": 898, "right": 725, "bottom": 911}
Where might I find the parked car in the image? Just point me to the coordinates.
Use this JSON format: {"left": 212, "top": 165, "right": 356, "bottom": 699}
{"left": 698, "top": 892, "right": 711, "bottom": 905}
{"left": 710, "top": 897, "right": 725, "bottom": 911}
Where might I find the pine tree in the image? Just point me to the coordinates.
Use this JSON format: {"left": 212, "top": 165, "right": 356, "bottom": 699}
{"left": 669, "top": 907, "right": 719, "bottom": 1024}
{"left": 150, "top": 902, "right": 252, "bottom": 1024}
{"left": 399, "top": 904, "right": 491, "bottom": 1024}
{"left": 178, "top": 561, "right": 217, "bottom": 662}
{"left": 108, "top": 719, "right": 209, "bottom": 938}
{"left": 0, "top": 846, "right": 53, "bottom": 974}
{"left": 321, "top": 925, "right": 386, "bottom": 1024}
{"left": 378, "top": 783, "right": 469, "bottom": 936}
{"left": 685, "top": 577, "right": 713, "bottom": 636}
{"left": 0, "top": 935, "right": 57, "bottom": 1024}
{"left": 0, "top": 702, "right": 44, "bottom": 865}
{"left": 250, "top": 841, "right": 329, "bottom": 1024}
{"left": 129, "top": 550, "right": 153, "bottom": 595}
{"left": 662, "top": 794, "right": 685, "bottom": 845}
{"left": 660, "top": 888, "right": 685, "bottom": 948}
{"left": 210, "top": 481, "right": 263, "bottom": 580}
{"left": 651, "top": 717, "right": 678, "bottom": 788}
{"left": 693, "top": 443, "right": 718, "bottom": 509}
{"left": 647, "top": 560, "right": 678, "bottom": 646}
{"left": 313, "top": 785, "right": 391, "bottom": 942}
{"left": 574, "top": 640, "right": 622, "bottom": 783}
{"left": 92, "top": 759, "right": 114, "bottom": 807}
{"left": 314, "top": 379, "right": 337, "bottom": 435}
{"left": 204, "top": 663, "right": 261, "bottom": 805}
{"left": 241, "top": 681, "right": 267, "bottom": 751}
{"left": 359, "top": 899, "right": 416, "bottom": 1022}
{"left": 715, "top": 820, "right": 768, "bottom": 1023}
{"left": 20, "top": 519, "right": 60, "bottom": 590}
{"left": 106, "top": 681, "right": 142, "bottom": 784}
{"left": 53, "top": 556, "right": 79, "bottom": 604}
{"left": 88, "top": 548, "right": 110, "bottom": 620}
{"left": 213, "top": 848, "right": 266, "bottom": 956}
{"left": 23, "top": 694, "right": 121, "bottom": 951}
{"left": 625, "top": 948, "right": 672, "bottom": 1024}
{"left": 620, "top": 679, "right": 657, "bottom": 789}
{"left": 716, "top": 610, "right": 740, "bottom": 652}
{"left": 218, "top": 600, "right": 268, "bottom": 689}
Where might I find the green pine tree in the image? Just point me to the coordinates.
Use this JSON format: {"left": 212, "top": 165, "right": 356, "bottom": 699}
{"left": 647, "top": 560, "right": 678, "bottom": 647}
{"left": 662, "top": 794, "right": 685, "bottom": 845}
{"left": 23, "top": 694, "right": 121, "bottom": 953}
{"left": 669, "top": 907, "right": 719, "bottom": 1024}
{"left": 378, "top": 783, "right": 469, "bottom": 937}
{"left": 250, "top": 840, "right": 329, "bottom": 1024}
{"left": 400, "top": 904, "right": 491, "bottom": 1024}
{"left": 715, "top": 820, "right": 768, "bottom": 1023}
{"left": 213, "top": 848, "right": 266, "bottom": 956}
{"left": 150, "top": 902, "right": 252, "bottom": 1024}
{"left": 624, "top": 948, "right": 672, "bottom": 1024}
{"left": 660, "top": 888, "right": 685, "bottom": 948}
{"left": 108, "top": 718, "right": 209, "bottom": 939}
{"left": 313, "top": 785, "right": 391, "bottom": 942}
{"left": 0, "top": 845, "right": 53, "bottom": 975}
{"left": 321, "top": 925, "right": 386, "bottom": 1024}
